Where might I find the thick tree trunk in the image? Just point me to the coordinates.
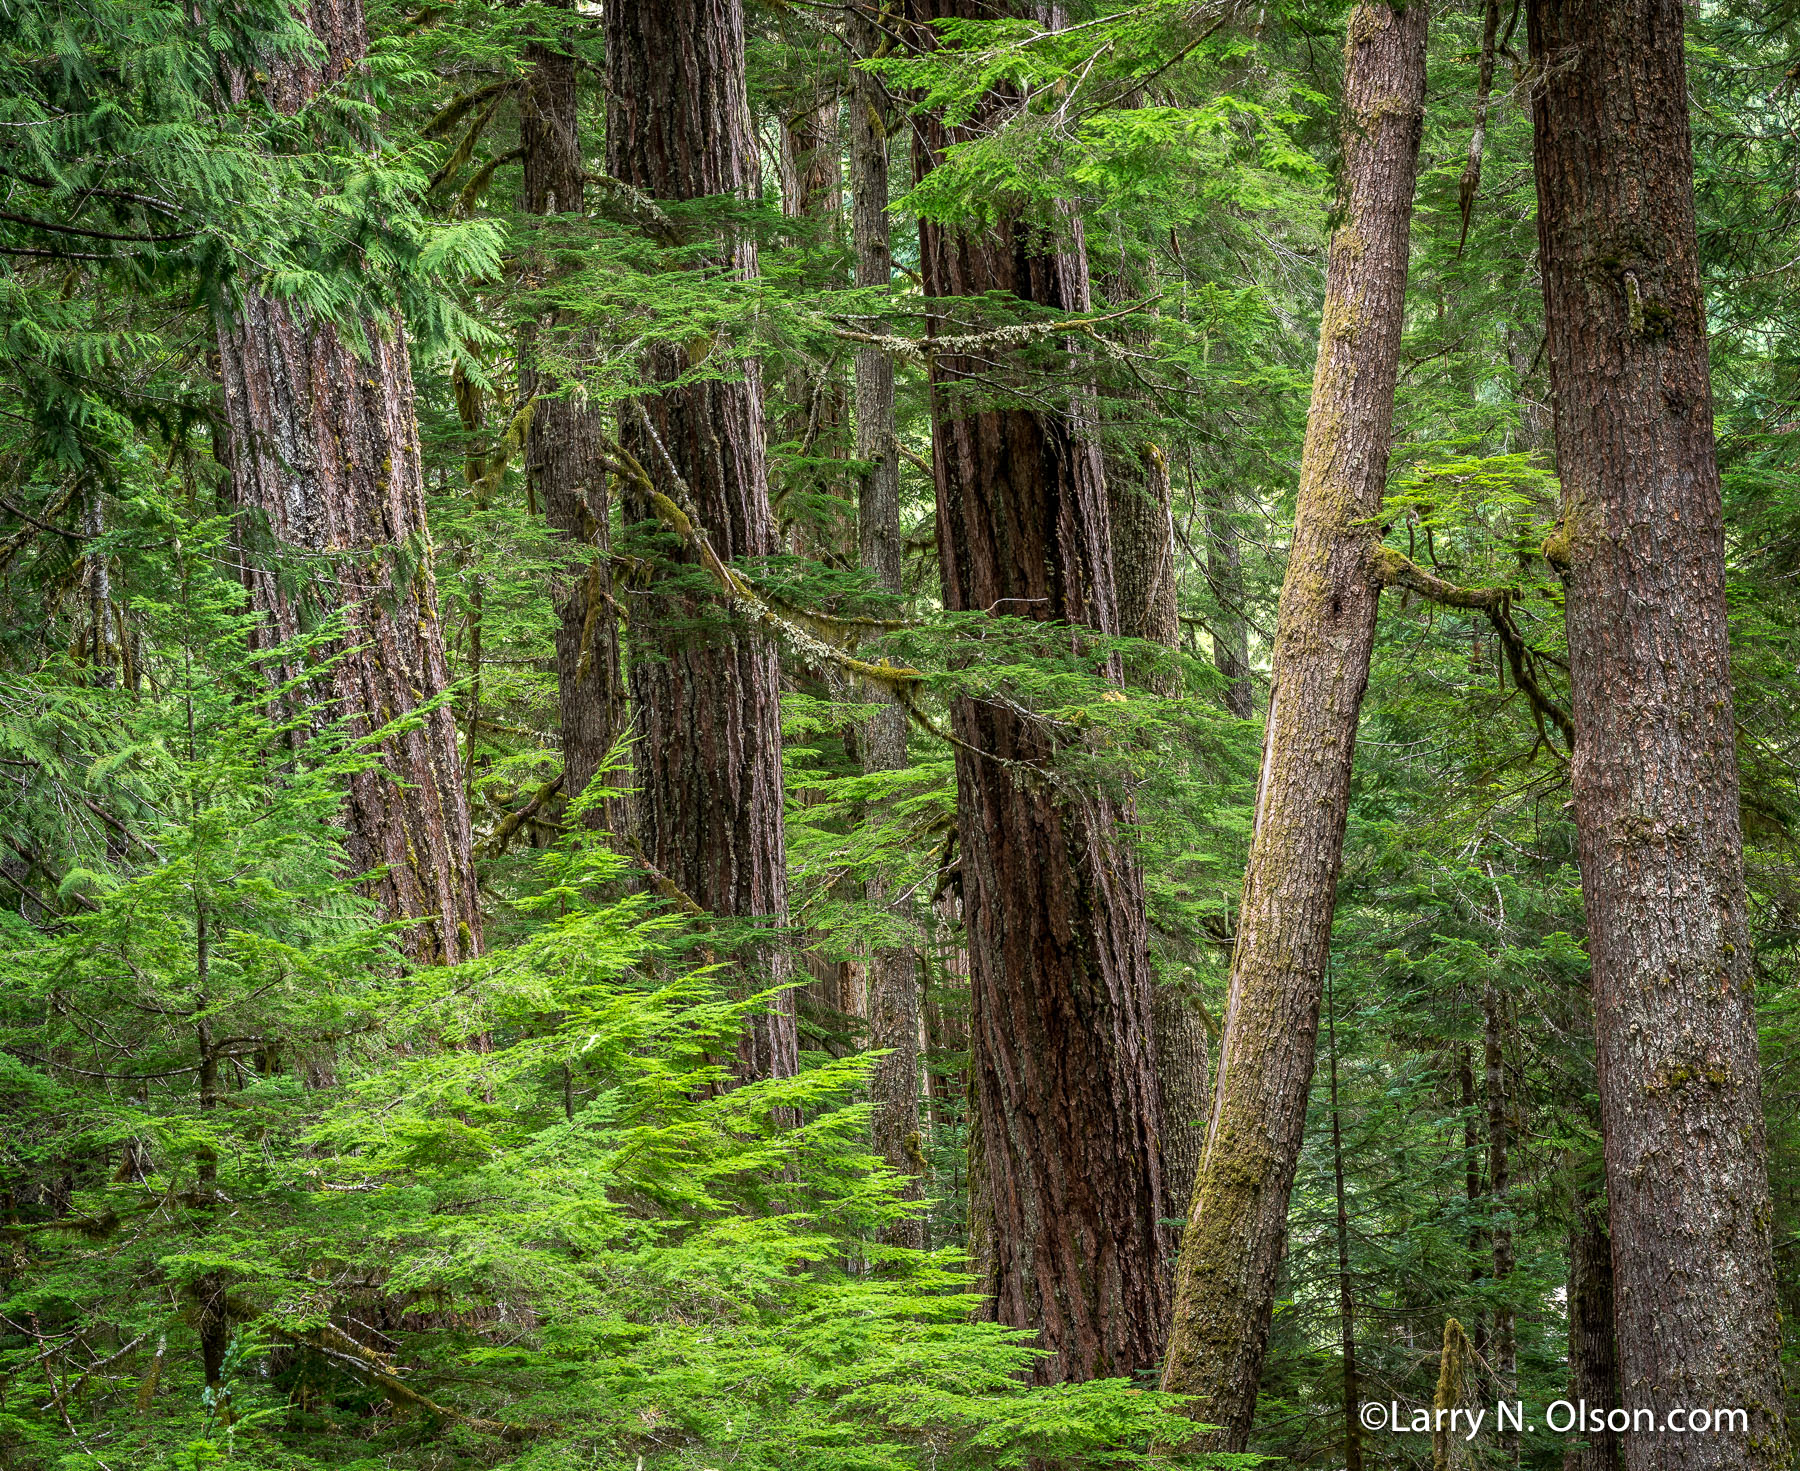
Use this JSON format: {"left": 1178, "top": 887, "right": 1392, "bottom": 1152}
{"left": 908, "top": 0, "right": 1169, "bottom": 1386}
{"left": 606, "top": 0, "right": 796, "bottom": 1083}
{"left": 521, "top": 28, "right": 626, "bottom": 833}
{"left": 1159, "top": 3, "right": 1426, "bottom": 1445}
{"left": 1530, "top": 0, "right": 1789, "bottom": 1460}
{"left": 850, "top": 2, "right": 924, "bottom": 1246}
{"left": 1104, "top": 439, "right": 1210, "bottom": 1212}
{"left": 1565, "top": 1177, "right": 1621, "bottom": 1471}
{"left": 216, "top": 0, "right": 479, "bottom": 965}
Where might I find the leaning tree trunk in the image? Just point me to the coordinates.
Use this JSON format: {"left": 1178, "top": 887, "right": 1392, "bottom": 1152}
{"left": 908, "top": 0, "right": 1169, "bottom": 1387}
{"left": 216, "top": 0, "right": 479, "bottom": 965}
{"left": 520, "top": 23, "right": 627, "bottom": 834}
{"left": 1529, "top": 0, "right": 1789, "bottom": 1461}
{"left": 850, "top": 0, "right": 925, "bottom": 1246}
{"left": 1160, "top": 1, "right": 1427, "bottom": 1447}
{"left": 606, "top": 0, "right": 796, "bottom": 1083}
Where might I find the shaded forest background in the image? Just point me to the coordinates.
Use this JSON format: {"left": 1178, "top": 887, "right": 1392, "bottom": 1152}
{"left": 0, "top": 0, "right": 1796, "bottom": 1468}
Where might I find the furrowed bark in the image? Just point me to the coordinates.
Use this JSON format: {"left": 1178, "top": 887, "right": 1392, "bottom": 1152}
{"left": 606, "top": 0, "right": 796, "bottom": 1084}
{"left": 1528, "top": 0, "right": 1789, "bottom": 1460}
{"left": 216, "top": 0, "right": 480, "bottom": 964}
{"left": 851, "top": 0, "right": 924, "bottom": 1247}
{"left": 1105, "top": 439, "right": 1210, "bottom": 1213}
{"left": 908, "top": 0, "right": 1170, "bottom": 1385}
{"left": 521, "top": 20, "right": 627, "bottom": 834}
{"left": 1159, "top": 2, "right": 1426, "bottom": 1445}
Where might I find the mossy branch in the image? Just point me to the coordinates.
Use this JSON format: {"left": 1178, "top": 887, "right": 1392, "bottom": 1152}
{"left": 1375, "top": 547, "right": 1575, "bottom": 751}
{"left": 602, "top": 407, "right": 924, "bottom": 698}
{"left": 828, "top": 298, "right": 1152, "bottom": 366}
{"left": 278, "top": 1324, "right": 534, "bottom": 1441}
{"left": 479, "top": 773, "right": 564, "bottom": 858}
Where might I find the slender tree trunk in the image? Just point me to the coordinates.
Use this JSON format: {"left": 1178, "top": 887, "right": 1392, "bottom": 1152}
{"left": 1327, "top": 969, "right": 1362, "bottom": 1471}
{"left": 1159, "top": 3, "right": 1427, "bottom": 1445}
{"left": 1483, "top": 977, "right": 1516, "bottom": 1421}
{"left": 1462, "top": 1043, "right": 1488, "bottom": 1355}
{"left": 1565, "top": 1174, "right": 1621, "bottom": 1471}
{"left": 908, "top": 0, "right": 1169, "bottom": 1385}
{"left": 1202, "top": 484, "right": 1255, "bottom": 718}
{"left": 1529, "top": 0, "right": 1789, "bottom": 1461}
{"left": 521, "top": 24, "right": 626, "bottom": 833}
{"left": 1109, "top": 442, "right": 1181, "bottom": 668}
{"left": 1455, "top": 0, "right": 1501, "bottom": 255}
{"left": 850, "top": 1, "right": 924, "bottom": 1246}
{"left": 778, "top": 87, "right": 846, "bottom": 555}
{"left": 606, "top": 0, "right": 796, "bottom": 1084}
{"left": 216, "top": 0, "right": 480, "bottom": 965}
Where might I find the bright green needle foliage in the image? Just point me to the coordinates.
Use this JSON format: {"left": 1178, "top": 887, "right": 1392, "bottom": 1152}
{"left": 0, "top": 833, "right": 1227, "bottom": 1469}
{"left": 0, "top": 532, "right": 1228, "bottom": 1468}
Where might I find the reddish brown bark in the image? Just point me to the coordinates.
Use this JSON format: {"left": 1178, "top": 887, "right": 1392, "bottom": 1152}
{"left": 606, "top": 0, "right": 796, "bottom": 1083}
{"left": 850, "top": 0, "right": 925, "bottom": 1247}
{"left": 908, "top": 0, "right": 1169, "bottom": 1386}
{"left": 216, "top": 0, "right": 479, "bottom": 964}
{"left": 1160, "top": 2, "right": 1427, "bottom": 1446}
{"left": 519, "top": 28, "right": 627, "bottom": 832}
{"left": 1529, "top": 0, "right": 1789, "bottom": 1460}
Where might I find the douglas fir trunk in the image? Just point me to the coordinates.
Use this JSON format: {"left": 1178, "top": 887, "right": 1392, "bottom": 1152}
{"left": 908, "top": 0, "right": 1170, "bottom": 1386}
{"left": 1529, "top": 0, "right": 1789, "bottom": 1461}
{"left": 1160, "top": 1, "right": 1427, "bottom": 1446}
{"left": 217, "top": 0, "right": 480, "bottom": 964}
{"left": 520, "top": 27, "right": 627, "bottom": 833}
{"left": 606, "top": 0, "right": 797, "bottom": 1083}
{"left": 850, "top": 0, "right": 925, "bottom": 1244}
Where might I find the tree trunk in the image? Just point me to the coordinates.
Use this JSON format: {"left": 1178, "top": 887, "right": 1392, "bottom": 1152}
{"left": 521, "top": 25, "right": 627, "bottom": 833}
{"left": 850, "top": 1, "right": 924, "bottom": 1247}
{"left": 1565, "top": 1175, "right": 1621, "bottom": 1471}
{"left": 606, "top": 0, "right": 796, "bottom": 1083}
{"left": 1106, "top": 441, "right": 1210, "bottom": 1212}
{"left": 1483, "top": 977, "right": 1516, "bottom": 1419}
{"left": 908, "top": 0, "right": 1169, "bottom": 1386}
{"left": 1529, "top": 0, "right": 1789, "bottom": 1461}
{"left": 1327, "top": 969, "right": 1361, "bottom": 1471}
{"left": 216, "top": 0, "right": 480, "bottom": 965}
{"left": 1109, "top": 443, "right": 1181, "bottom": 669}
{"left": 1159, "top": 2, "right": 1426, "bottom": 1445}
{"left": 1202, "top": 484, "right": 1255, "bottom": 718}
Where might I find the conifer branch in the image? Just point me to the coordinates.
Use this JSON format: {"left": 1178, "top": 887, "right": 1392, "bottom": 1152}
{"left": 603, "top": 407, "right": 924, "bottom": 697}
{"left": 1375, "top": 547, "right": 1575, "bottom": 749}
{"left": 276, "top": 1324, "right": 535, "bottom": 1440}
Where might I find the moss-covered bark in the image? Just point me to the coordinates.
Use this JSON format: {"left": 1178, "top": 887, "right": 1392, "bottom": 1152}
{"left": 1158, "top": 1, "right": 1427, "bottom": 1447}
